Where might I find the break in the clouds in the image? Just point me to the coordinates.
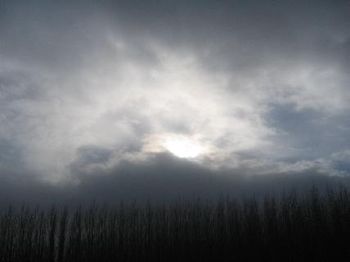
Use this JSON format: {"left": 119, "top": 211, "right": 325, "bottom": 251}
{"left": 0, "top": 0, "right": 350, "bottom": 190}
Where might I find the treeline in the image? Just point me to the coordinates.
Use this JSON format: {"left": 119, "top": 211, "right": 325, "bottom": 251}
{"left": 1, "top": 188, "right": 350, "bottom": 262}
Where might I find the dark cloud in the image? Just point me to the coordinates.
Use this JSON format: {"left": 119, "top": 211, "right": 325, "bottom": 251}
{"left": 1, "top": 153, "right": 350, "bottom": 208}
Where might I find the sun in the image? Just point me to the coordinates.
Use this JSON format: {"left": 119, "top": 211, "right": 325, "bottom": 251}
{"left": 163, "top": 135, "right": 204, "bottom": 158}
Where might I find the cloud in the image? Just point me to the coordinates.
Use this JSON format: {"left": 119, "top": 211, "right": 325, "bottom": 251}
{"left": 1, "top": 153, "right": 350, "bottom": 208}
{"left": 0, "top": 0, "right": 349, "bottom": 197}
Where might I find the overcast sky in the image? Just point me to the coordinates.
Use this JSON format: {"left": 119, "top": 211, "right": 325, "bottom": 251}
{"left": 0, "top": 0, "right": 349, "bottom": 203}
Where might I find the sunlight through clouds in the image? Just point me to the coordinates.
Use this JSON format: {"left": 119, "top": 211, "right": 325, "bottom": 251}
{"left": 0, "top": 0, "right": 349, "bottom": 183}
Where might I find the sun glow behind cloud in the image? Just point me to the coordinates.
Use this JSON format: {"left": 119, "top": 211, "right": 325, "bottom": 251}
{"left": 163, "top": 135, "right": 204, "bottom": 158}
{"left": 145, "top": 133, "right": 207, "bottom": 159}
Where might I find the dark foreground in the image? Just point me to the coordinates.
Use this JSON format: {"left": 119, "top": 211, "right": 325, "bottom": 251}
{"left": 1, "top": 188, "right": 350, "bottom": 262}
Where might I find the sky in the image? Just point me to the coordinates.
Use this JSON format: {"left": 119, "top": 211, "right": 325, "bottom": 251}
{"left": 0, "top": 0, "right": 350, "bottom": 204}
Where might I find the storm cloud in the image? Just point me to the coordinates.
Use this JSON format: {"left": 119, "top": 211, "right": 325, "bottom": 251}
{"left": 0, "top": 0, "right": 349, "bottom": 203}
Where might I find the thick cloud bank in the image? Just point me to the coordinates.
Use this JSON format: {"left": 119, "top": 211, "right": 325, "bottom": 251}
{"left": 1, "top": 154, "right": 350, "bottom": 207}
{"left": 0, "top": 0, "right": 349, "bottom": 202}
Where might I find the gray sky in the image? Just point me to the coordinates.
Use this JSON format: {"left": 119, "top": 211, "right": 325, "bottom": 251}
{"left": 0, "top": 0, "right": 350, "bottom": 203}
